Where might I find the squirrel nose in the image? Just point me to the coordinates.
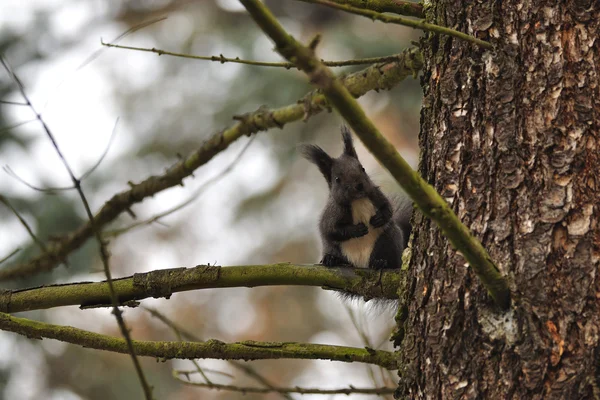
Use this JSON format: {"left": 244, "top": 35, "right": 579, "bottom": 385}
{"left": 356, "top": 183, "right": 364, "bottom": 192}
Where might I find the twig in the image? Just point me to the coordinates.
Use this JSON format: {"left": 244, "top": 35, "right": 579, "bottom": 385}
{"left": 0, "top": 99, "right": 28, "bottom": 106}
{"left": 80, "top": 117, "right": 119, "bottom": 181}
{"left": 310, "top": 0, "right": 424, "bottom": 18}
{"left": 0, "top": 195, "right": 48, "bottom": 253}
{"left": 144, "top": 306, "right": 294, "bottom": 400}
{"left": 0, "top": 248, "right": 20, "bottom": 265}
{"left": 172, "top": 368, "right": 234, "bottom": 379}
{"left": 0, "top": 55, "right": 154, "bottom": 399}
{"left": 3, "top": 165, "right": 75, "bottom": 193}
{"left": 0, "top": 312, "right": 399, "bottom": 369}
{"left": 2, "top": 264, "right": 402, "bottom": 313}
{"left": 5, "top": 118, "right": 118, "bottom": 191}
{"left": 238, "top": 0, "right": 510, "bottom": 309}
{"left": 142, "top": 306, "right": 213, "bottom": 384}
{"left": 295, "top": 0, "right": 493, "bottom": 49}
{"left": 173, "top": 370, "right": 397, "bottom": 395}
{"left": 0, "top": 47, "right": 423, "bottom": 282}
{"left": 0, "top": 118, "right": 38, "bottom": 134}
{"left": 41, "top": 17, "right": 168, "bottom": 113}
{"left": 104, "top": 135, "right": 256, "bottom": 239}
{"left": 102, "top": 41, "right": 411, "bottom": 68}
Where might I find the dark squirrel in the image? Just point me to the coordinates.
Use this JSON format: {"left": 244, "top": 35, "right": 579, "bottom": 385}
{"left": 301, "top": 125, "right": 412, "bottom": 270}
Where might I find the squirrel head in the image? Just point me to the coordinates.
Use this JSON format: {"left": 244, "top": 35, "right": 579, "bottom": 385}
{"left": 301, "top": 125, "right": 375, "bottom": 205}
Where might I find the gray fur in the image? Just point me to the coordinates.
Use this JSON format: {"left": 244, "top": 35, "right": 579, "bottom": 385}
{"left": 301, "top": 126, "right": 412, "bottom": 271}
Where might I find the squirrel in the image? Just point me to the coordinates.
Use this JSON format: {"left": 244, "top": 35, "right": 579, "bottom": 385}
{"left": 301, "top": 125, "right": 412, "bottom": 271}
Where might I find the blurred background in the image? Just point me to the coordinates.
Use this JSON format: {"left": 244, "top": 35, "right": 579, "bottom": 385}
{"left": 0, "top": 1, "right": 421, "bottom": 399}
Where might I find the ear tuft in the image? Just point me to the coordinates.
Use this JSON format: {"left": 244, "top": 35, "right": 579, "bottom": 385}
{"left": 341, "top": 125, "right": 358, "bottom": 159}
{"left": 299, "top": 144, "right": 333, "bottom": 185}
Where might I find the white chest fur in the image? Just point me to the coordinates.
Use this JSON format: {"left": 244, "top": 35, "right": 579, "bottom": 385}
{"left": 340, "top": 198, "right": 382, "bottom": 268}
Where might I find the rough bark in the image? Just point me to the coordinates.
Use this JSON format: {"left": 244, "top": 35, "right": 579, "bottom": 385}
{"left": 398, "top": 1, "right": 599, "bottom": 399}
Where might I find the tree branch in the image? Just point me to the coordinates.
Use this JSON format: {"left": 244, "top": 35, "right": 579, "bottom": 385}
{"left": 239, "top": 0, "right": 511, "bottom": 309}
{"left": 102, "top": 41, "right": 410, "bottom": 68}
{"left": 0, "top": 47, "right": 423, "bottom": 282}
{"left": 315, "top": 0, "right": 424, "bottom": 18}
{"left": 173, "top": 370, "right": 396, "bottom": 395}
{"left": 144, "top": 306, "right": 294, "bottom": 400}
{"left": 1, "top": 264, "right": 401, "bottom": 313}
{"left": 295, "top": 0, "right": 492, "bottom": 49}
{"left": 0, "top": 312, "right": 399, "bottom": 369}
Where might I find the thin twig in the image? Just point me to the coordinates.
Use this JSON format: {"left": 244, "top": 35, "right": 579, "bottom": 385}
{"left": 0, "top": 248, "right": 20, "bottom": 265}
{"left": 173, "top": 371, "right": 396, "bottom": 395}
{"left": 41, "top": 17, "right": 168, "bottom": 113}
{"left": 0, "top": 118, "right": 37, "bottom": 134}
{"left": 143, "top": 306, "right": 294, "bottom": 400}
{"left": 102, "top": 41, "right": 408, "bottom": 68}
{"left": 79, "top": 117, "right": 119, "bottom": 181}
{"left": 0, "top": 47, "right": 423, "bottom": 281}
{"left": 5, "top": 118, "right": 119, "bottom": 191}
{"left": 295, "top": 0, "right": 493, "bottom": 49}
{"left": 0, "top": 55, "right": 154, "bottom": 399}
{"left": 0, "top": 99, "right": 28, "bottom": 106}
{"left": 309, "top": 0, "right": 424, "bottom": 18}
{"left": 238, "top": 0, "right": 510, "bottom": 309}
{"left": 0, "top": 312, "right": 399, "bottom": 369}
{"left": 104, "top": 135, "right": 256, "bottom": 238}
{"left": 0, "top": 195, "right": 48, "bottom": 253}
{"left": 3, "top": 165, "right": 75, "bottom": 193}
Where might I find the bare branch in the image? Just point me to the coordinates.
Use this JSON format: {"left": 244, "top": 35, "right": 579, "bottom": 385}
{"left": 0, "top": 99, "right": 28, "bottom": 106}
{"left": 0, "top": 248, "right": 20, "bottom": 265}
{"left": 3, "top": 165, "right": 75, "bottom": 193}
{"left": 103, "top": 41, "right": 413, "bottom": 68}
{"left": 173, "top": 370, "right": 396, "bottom": 395}
{"left": 0, "top": 55, "right": 154, "bottom": 399}
{"left": 0, "top": 195, "right": 48, "bottom": 253}
{"left": 2, "top": 264, "right": 402, "bottom": 313}
{"left": 311, "top": 0, "right": 424, "bottom": 18}
{"left": 0, "top": 118, "right": 37, "bottom": 134}
{"left": 0, "top": 312, "right": 399, "bottom": 370}
{"left": 79, "top": 117, "right": 119, "bottom": 181}
{"left": 0, "top": 47, "right": 423, "bottom": 282}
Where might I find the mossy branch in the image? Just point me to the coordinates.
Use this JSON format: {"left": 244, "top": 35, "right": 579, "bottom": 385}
{"left": 1, "top": 264, "right": 402, "bottom": 313}
{"left": 296, "top": 0, "right": 492, "bottom": 49}
{"left": 0, "top": 48, "right": 423, "bottom": 282}
{"left": 239, "top": 0, "right": 511, "bottom": 309}
{"left": 0, "top": 312, "right": 398, "bottom": 369}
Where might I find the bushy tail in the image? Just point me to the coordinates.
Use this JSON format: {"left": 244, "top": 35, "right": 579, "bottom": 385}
{"left": 393, "top": 194, "right": 413, "bottom": 249}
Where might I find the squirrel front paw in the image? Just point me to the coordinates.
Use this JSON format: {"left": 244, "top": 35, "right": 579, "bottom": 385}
{"left": 370, "top": 210, "right": 389, "bottom": 228}
{"left": 322, "top": 254, "right": 350, "bottom": 267}
{"left": 350, "top": 223, "right": 369, "bottom": 238}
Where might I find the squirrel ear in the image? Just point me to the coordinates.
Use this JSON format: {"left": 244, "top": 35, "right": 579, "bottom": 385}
{"left": 300, "top": 144, "right": 333, "bottom": 185}
{"left": 341, "top": 125, "right": 358, "bottom": 159}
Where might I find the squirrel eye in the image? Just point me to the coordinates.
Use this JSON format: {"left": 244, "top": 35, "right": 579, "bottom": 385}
{"left": 361, "top": 167, "right": 365, "bottom": 172}
{"left": 334, "top": 176, "right": 340, "bottom": 183}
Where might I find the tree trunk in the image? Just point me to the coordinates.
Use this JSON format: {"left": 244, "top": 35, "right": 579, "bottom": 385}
{"left": 398, "top": 1, "right": 599, "bottom": 398}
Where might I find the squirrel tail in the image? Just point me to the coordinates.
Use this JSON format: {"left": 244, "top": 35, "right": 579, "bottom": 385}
{"left": 392, "top": 194, "right": 413, "bottom": 249}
